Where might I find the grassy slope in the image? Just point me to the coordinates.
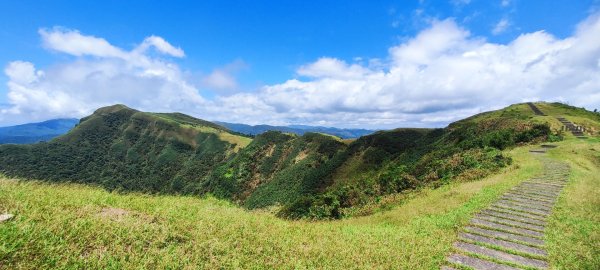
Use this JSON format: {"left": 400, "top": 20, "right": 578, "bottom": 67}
{"left": 3, "top": 142, "right": 580, "bottom": 269}
{"left": 545, "top": 137, "right": 600, "bottom": 269}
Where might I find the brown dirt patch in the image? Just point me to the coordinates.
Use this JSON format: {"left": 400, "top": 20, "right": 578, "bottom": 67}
{"left": 98, "top": 207, "right": 130, "bottom": 221}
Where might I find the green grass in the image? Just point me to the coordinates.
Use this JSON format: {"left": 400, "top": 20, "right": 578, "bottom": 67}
{"left": 0, "top": 145, "right": 544, "bottom": 269}
{"left": 545, "top": 138, "right": 600, "bottom": 269}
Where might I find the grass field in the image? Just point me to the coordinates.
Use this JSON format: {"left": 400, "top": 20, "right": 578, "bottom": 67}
{"left": 1, "top": 138, "right": 598, "bottom": 269}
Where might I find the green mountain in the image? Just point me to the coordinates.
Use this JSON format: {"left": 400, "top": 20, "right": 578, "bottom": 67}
{"left": 0, "top": 118, "right": 79, "bottom": 144}
{"left": 1, "top": 102, "right": 597, "bottom": 219}
{"left": 0, "top": 105, "right": 252, "bottom": 193}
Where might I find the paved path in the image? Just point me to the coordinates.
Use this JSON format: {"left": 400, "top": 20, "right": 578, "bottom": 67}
{"left": 443, "top": 148, "right": 569, "bottom": 269}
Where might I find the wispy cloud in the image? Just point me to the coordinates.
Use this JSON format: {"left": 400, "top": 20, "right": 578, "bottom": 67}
{"left": 492, "top": 18, "right": 510, "bottom": 35}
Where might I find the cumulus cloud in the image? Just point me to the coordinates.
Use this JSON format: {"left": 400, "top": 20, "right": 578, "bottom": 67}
{"left": 2, "top": 14, "right": 600, "bottom": 128}
{"left": 228, "top": 15, "right": 600, "bottom": 127}
{"left": 1, "top": 28, "right": 203, "bottom": 124}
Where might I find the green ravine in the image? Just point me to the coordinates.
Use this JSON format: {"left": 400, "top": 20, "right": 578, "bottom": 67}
{"left": 0, "top": 102, "right": 598, "bottom": 220}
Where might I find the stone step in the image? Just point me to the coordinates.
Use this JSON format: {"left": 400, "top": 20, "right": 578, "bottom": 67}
{"left": 505, "top": 192, "right": 556, "bottom": 203}
{"left": 470, "top": 218, "right": 543, "bottom": 238}
{"left": 514, "top": 185, "right": 561, "bottom": 194}
{"left": 464, "top": 226, "right": 545, "bottom": 247}
{"left": 492, "top": 203, "right": 550, "bottom": 217}
{"left": 520, "top": 182, "right": 564, "bottom": 189}
{"left": 446, "top": 253, "right": 520, "bottom": 270}
{"left": 479, "top": 210, "right": 546, "bottom": 226}
{"left": 475, "top": 214, "right": 545, "bottom": 232}
{"left": 509, "top": 189, "right": 557, "bottom": 199}
{"left": 454, "top": 242, "right": 548, "bottom": 269}
{"left": 523, "top": 181, "right": 565, "bottom": 188}
{"left": 501, "top": 196, "right": 554, "bottom": 207}
{"left": 487, "top": 206, "right": 547, "bottom": 221}
{"left": 460, "top": 232, "right": 548, "bottom": 257}
{"left": 510, "top": 191, "right": 558, "bottom": 199}
{"left": 518, "top": 184, "right": 563, "bottom": 192}
{"left": 503, "top": 193, "right": 555, "bottom": 204}
{"left": 497, "top": 199, "right": 553, "bottom": 212}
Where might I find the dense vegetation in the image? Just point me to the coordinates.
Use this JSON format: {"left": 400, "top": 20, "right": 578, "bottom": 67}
{"left": 0, "top": 102, "right": 585, "bottom": 219}
{"left": 0, "top": 105, "right": 250, "bottom": 194}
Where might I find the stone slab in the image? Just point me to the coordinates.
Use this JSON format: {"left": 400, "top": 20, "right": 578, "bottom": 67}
{"left": 460, "top": 232, "right": 547, "bottom": 257}
{"left": 464, "top": 226, "right": 545, "bottom": 246}
{"left": 470, "top": 218, "right": 543, "bottom": 238}
{"left": 447, "top": 254, "right": 520, "bottom": 270}
{"left": 475, "top": 214, "right": 545, "bottom": 232}
{"left": 479, "top": 210, "right": 546, "bottom": 226}
{"left": 487, "top": 206, "right": 547, "bottom": 221}
{"left": 454, "top": 242, "right": 548, "bottom": 269}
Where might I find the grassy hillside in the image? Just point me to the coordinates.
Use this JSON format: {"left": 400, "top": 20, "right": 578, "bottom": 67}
{"left": 1, "top": 102, "right": 597, "bottom": 219}
{"left": 1, "top": 137, "right": 597, "bottom": 269}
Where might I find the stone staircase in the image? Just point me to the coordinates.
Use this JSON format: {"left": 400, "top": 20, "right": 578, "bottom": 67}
{"left": 527, "top": 102, "right": 546, "bottom": 116}
{"left": 556, "top": 117, "right": 587, "bottom": 138}
{"left": 442, "top": 148, "right": 569, "bottom": 270}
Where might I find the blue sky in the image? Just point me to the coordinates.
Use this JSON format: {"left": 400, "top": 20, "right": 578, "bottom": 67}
{"left": 1, "top": 0, "right": 599, "bottom": 128}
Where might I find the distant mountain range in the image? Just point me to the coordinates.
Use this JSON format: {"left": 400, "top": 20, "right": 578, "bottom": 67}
{"left": 0, "top": 118, "right": 79, "bottom": 144}
{"left": 0, "top": 118, "right": 374, "bottom": 145}
{"left": 214, "top": 122, "right": 376, "bottom": 139}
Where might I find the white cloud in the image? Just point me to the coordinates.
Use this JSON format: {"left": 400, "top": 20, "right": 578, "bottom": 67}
{"left": 134, "top": 35, "right": 185, "bottom": 57}
{"left": 297, "top": 57, "right": 373, "bottom": 79}
{"left": 3, "top": 14, "right": 600, "bottom": 128}
{"left": 201, "top": 59, "right": 247, "bottom": 92}
{"left": 1, "top": 28, "right": 203, "bottom": 124}
{"left": 492, "top": 18, "right": 510, "bottom": 35}
{"left": 203, "top": 70, "right": 238, "bottom": 91}
{"left": 39, "top": 28, "right": 126, "bottom": 58}
{"left": 501, "top": 0, "right": 510, "bottom": 7}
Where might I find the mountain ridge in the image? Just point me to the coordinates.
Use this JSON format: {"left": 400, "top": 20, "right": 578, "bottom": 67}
{"left": 214, "top": 121, "right": 376, "bottom": 139}
{"left": 0, "top": 118, "right": 79, "bottom": 144}
{"left": 1, "top": 102, "right": 597, "bottom": 219}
